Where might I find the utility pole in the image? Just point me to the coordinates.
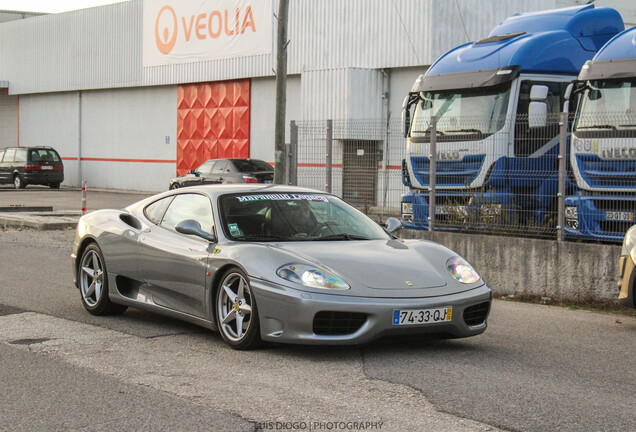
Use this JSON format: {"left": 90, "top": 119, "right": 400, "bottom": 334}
{"left": 274, "top": 0, "right": 290, "bottom": 184}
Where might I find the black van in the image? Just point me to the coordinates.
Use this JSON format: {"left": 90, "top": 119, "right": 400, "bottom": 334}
{"left": 0, "top": 146, "right": 64, "bottom": 189}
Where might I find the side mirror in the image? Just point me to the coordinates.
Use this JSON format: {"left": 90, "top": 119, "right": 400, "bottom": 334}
{"left": 175, "top": 219, "right": 217, "bottom": 242}
{"left": 385, "top": 217, "right": 403, "bottom": 234}
{"left": 528, "top": 102, "right": 547, "bottom": 128}
{"left": 528, "top": 85, "right": 548, "bottom": 128}
{"left": 189, "top": 169, "right": 200, "bottom": 177}
{"left": 402, "top": 95, "right": 411, "bottom": 138}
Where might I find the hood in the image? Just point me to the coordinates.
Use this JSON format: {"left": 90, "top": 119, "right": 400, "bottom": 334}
{"left": 238, "top": 239, "right": 482, "bottom": 299}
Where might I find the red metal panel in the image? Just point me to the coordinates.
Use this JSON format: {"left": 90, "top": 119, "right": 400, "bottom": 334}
{"left": 177, "top": 80, "right": 250, "bottom": 176}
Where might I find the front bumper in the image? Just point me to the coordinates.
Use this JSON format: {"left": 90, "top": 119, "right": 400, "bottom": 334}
{"left": 401, "top": 191, "right": 518, "bottom": 231}
{"left": 251, "top": 277, "right": 492, "bottom": 345}
{"left": 618, "top": 254, "right": 635, "bottom": 308}
{"left": 565, "top": 196, "right": 635, "bottom": 242}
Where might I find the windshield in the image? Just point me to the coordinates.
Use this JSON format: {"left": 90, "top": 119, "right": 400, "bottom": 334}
{"left": 410, "top": 83, "right": 511, "bottom": 142}
{"left": 219, "top": 193, "right": 390, "bottom": 241}
{"left": 574, "top": 79, "right": 636, "bottom": 135}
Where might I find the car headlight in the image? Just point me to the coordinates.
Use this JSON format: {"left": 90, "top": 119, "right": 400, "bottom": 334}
{"left": 277, "top": 264, "right": 350, "bottom": 290}
{"left": 624, "top": 226, "right": 636, "bottom": 256}
{"left": 565, "top": 206, "right": 578, "bottom": 220}
{"left": 446, "top": 257, "right": 480, "bottom": 284}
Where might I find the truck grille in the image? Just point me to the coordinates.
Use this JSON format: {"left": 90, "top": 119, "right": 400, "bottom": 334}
{"left": 463, "top": 302, "right": 490, "bottom": 326}
{"left": 411, "top": 155, "right": 485, "bottom": 187}
{"left": 599, "top": 221, "right": 633, "bottom": 235}
{"left": 313, "top": 311, "right": 367, "bottom": 336}
{"left": 576, "top": 155, "right": 636, "bottom": 188}
{"left": 593, "top": 199, "right": 636, "bottom": 212}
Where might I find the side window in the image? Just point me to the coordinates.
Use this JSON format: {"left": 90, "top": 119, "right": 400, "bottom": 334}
{"left": 514, "top": 80, "right": 563, "bottom": 156}
{"left": 144, "top": 196, "right": 174, "bottom": 225}
{"left": 161, "top": 193, "right": 214, "bottom": 235}
{"left": 3, "top": 148, "right": 16, "bottom": 163}
{"left": 14, "top": 148, "right": 27, "bottom": 163}
{"left": 0, "top": 150, "right": 5, "bottom": 162}
{"left": 211, "top": 160, "right": 229, "bottom": 174}
{"left": 197, "top": 161, "right": 215, "bottom": 175}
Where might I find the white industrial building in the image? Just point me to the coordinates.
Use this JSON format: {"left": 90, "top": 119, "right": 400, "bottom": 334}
{"left": 0, "top": 0, "right": 634, "bottom": 192}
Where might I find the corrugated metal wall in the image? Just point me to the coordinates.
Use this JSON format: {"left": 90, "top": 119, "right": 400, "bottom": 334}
{"left": 0, "top": 88, "right": 18, "bottom": 146}
{"left": 300, "top": 68, "right": 384, "bottom": 123}
{"left": 0, "top": 0, "right": 585, "bottom": 95}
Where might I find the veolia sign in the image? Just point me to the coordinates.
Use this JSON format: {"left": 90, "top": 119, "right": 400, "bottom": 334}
{"left": 143, "top": 0, "right": 273, "bottom": 67}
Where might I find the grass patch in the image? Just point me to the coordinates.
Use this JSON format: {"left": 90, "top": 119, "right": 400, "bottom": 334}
{"left": 494, "top": 291, "right": 636, "bottom": 318}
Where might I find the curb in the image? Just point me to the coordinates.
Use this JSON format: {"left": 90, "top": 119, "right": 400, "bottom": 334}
{"left": 0, "top": 211, "right": 81, "bottom": 230}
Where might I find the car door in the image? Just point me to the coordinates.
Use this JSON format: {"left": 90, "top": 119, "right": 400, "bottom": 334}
{"left": 1, "top": 148, "right": 16, "bottom": 183}
{"left": 207, "top": 160, "right": 231, "bottom": 184}
{"left": 0, "top": 149, "right": 6, "bottom": 183}
{"left": 180, "top": 160, "right": 214, "bottom": 187}
{"left": 137, "top": 192, "right": 215, "bottom": 318}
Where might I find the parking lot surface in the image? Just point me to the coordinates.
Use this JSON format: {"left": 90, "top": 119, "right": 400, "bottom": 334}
{"left": 0, "top": 220, "right": 635, "bottom": 431}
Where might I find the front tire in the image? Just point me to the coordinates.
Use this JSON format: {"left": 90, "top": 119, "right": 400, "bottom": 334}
{"left": 49, "top": 182, "right": 61, "bottom": 189}
{"left": 78, "top": 244, "right": 127, "bottom": 315}
{"left": 216, "top": 268, "right": 262, "bottom": 350}
{"left": 169, "top": 183, "right": 180, "bottom": 190}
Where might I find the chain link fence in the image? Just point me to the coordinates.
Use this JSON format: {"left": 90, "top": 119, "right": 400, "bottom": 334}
{"left": 288, "top": 111, "right": 635, "bottom": 243}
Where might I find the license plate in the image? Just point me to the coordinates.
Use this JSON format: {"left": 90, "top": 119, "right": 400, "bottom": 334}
{"left": 40, "top": 165, "right": 53, "bottom": 170}
{"left": 606, "top": 211, "right": 633, "bottom": 222}
{"left": 392, "top": 306, "right": 452, "bottom": 326}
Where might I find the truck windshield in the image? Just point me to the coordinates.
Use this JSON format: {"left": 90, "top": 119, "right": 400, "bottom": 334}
{"left": 574, "top": 79, "right": 636, "bottom": 134}
{"left": 410, "top": 82, "right": 511, "bottom": 142}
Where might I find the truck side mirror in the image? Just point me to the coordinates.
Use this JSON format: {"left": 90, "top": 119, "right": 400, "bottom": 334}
{"left": 528, "top": 85, "right": 548, "bottom": 128}
{"left": 402, "top": 95, "right": 411, "bottom": 138}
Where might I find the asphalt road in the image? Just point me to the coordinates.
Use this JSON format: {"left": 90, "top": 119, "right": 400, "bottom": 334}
{"left": 0, "top": 227, "right": 635, "bottom": 432}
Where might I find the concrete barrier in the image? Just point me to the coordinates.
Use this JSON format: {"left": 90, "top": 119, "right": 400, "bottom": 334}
{"left": 398, "top": 230, "right": 622, "bottom": 302}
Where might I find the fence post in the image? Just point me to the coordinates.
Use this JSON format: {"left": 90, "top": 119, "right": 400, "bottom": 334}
{"left": 326, "top": 119, "right": 333, "bottom": 193}
{"left": 557, "top": 112, "right": 567, "bottom": 242}
{"left": 428, "top": 116, "right": 437, "bottom": 232}
{"left": 285, "top": 142, "right": 291, "bottom": 186}
{"left": 289, "top": 120, "right": 298, "bottom": 185}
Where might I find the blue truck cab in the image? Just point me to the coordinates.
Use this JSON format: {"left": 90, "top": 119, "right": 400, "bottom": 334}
{"left": 401, "top": 5, "right": 623, "bottom": 231}
{"left": 566, "top": 26, "right": 636, "bottom": 241}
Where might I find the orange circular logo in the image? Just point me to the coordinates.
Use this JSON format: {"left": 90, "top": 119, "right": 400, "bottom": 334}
{"left": 155, "top": 5, "right": 178, "bottom": 55}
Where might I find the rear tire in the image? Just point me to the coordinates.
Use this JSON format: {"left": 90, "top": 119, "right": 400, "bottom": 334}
{"left": 170, "top": 183, "right": 180, "bottom": 190}
{"left": 49, "top": 182, "right": 60, "bottom": 189}
{"left": 13, "top": 174, "right": 26, "bottom": 189}
{"left": 78, "top": 243, "right": 127, "bottom": 316}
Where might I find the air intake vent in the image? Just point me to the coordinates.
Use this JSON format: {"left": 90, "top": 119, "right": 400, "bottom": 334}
{"left": 313, "top": 311, "right": 367, "bottom": 336}
{"left": 463, "top": 302, "right": 490, "bottom": 326}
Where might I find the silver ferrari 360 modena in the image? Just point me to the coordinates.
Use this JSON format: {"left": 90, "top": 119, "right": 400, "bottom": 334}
{"left": 72, "top": 185, "right": 491, "bottom": 349}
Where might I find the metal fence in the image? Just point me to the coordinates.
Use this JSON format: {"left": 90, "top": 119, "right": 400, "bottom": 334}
{"left": 287, "top": 112, "right": 636, "bottom": 243}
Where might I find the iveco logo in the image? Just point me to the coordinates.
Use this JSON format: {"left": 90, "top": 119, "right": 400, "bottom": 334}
{"left": 155, "top": 5, "right": 178, "bottom": 54}
{"left": 601, "top": 147, "right": 636, "bottom": 159}
{"left": 437, "top": 151, "right": 461, "bottom": 160}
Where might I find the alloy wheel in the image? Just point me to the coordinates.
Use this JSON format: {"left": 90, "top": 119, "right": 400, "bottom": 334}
{"left": 217, "top": 272, "right": 253, "bottom": 342}
{"left": 80, "top": 249, "right": 104, "bottom": 306}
